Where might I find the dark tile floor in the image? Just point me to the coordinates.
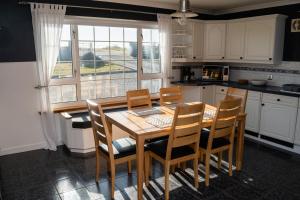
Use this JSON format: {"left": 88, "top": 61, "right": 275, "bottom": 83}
{"left": 1, "top": 138, "right": 300, "bottom": 200}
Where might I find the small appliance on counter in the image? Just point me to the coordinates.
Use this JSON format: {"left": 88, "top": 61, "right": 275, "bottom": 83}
{"left": 180, "top": 67, "right": 195, "bottom": 82}
{"left": 202, "top": 65, "right": 229, "bottom": 81}
{"left": 281, "top": 84, "right": 300, "bottom": 94}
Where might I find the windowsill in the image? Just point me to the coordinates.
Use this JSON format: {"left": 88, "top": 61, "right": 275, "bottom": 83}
{"left": 52, "top": 94, "right": 160, "bottom": 113}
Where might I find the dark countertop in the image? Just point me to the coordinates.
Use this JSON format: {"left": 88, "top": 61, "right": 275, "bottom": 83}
{"left": 171, "top": 81, "right": 300, "bottom": 97}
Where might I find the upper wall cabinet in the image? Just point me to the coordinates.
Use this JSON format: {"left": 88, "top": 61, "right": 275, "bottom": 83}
{"left": 171, "top": 20, "right": 204, "bottom": 62}
{"left": 244, "top": 15, "right": 286, "bottom": 64}
{"left": 225, "top": 21, "right": 246, "bottom": 60}
{"left": 203, "top": 22, "right": 226, "bottom": 60}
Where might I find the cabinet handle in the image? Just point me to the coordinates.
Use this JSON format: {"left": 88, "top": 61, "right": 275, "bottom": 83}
{"left": 261, "top": 103, "right": 265, "bottom": 106}
{"left": 240, "top": 57, "right": 243, "bottom": 60}
{"left": 203, "top": 87, "right": 206, "bottom": 89}
{"left": 193, "top": 56, "right": 196, "bottom": 59}
{"left": 269, "top": 58, "right": 272, "bottom": 61}
{"left": 221, "top": 89, "right": 224, "bottom": 92}
{"left": 222, "top": 57, "right": 225, "bottom": 59}
{"left": 277, "top": 99, "right": 281, "bottom": 101}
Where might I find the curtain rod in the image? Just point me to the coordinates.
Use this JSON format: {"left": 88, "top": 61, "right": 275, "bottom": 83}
{"left": 18, "top": 1, "right": 160, "bottom": 16}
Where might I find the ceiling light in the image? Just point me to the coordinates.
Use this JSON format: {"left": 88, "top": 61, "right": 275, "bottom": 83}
{"left": 171, "top": 0, "right": 198, "bottom": 25}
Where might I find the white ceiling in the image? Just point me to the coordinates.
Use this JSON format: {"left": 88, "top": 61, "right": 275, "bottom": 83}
{"left": 99, "top": 0, "right": 300, "bottom": 14}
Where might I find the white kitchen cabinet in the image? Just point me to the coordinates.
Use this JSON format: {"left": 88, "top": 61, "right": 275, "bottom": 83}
{"left": 203, "top": 22, "right": 226, "bottom": 60}
{"left": 225, "top": 21, "right": 246, "bottom": 60}
{"left": 244, "top": 15, "right": 287, "bottom": 64}
{"left": 182, "top": 86, "right": 201, "bottom": 102}
{"left": 200, "top": 85, "right": 215, "bottom": 105}
{"left": 214, "top": 86, "right": 228, "bottom": 106}
{"left": 259, "top": 93, "right": 298, "bottom": 143}
{"left": 295, "top": 108, "right": 300, "bottom": 145}
{"left": 192, "top": 21, "right": 204, "bottom": 60}
{"left": 245, "top": 91, "right": 262, "bottom": 133}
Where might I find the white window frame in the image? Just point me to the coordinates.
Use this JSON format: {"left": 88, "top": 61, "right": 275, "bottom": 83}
{"left": 50, "top": 16, "right": 163, "bottom": 106}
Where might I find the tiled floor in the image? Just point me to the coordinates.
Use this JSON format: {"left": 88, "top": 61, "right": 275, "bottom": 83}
{"left": 1, "top": 138, "right": 300, "bottom": 200}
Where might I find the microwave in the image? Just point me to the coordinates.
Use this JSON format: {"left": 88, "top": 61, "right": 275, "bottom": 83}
{"left": 202, "top": 65, "right": 229, "bottom": 81}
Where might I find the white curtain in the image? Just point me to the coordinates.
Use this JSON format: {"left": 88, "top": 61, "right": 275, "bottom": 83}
{"left": 31, "top": 3, "right": 66, "bottom": 150}
{"left": 157, "top": 14, "right": 172, "bottom": 87}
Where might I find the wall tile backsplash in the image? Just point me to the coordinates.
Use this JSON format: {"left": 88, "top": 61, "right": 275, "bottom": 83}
{"left": 172, "top": 61, "right": 300, "bottom": 86}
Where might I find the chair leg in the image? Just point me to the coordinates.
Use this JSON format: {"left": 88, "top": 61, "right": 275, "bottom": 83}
{"left": 110, "top": 163, "right": 116, "bottom": 199}
{"left": 165, "top": 162, "right": 170, "bottom": 200}
{"left": 145, "top": 152, "right": 150, "bottom": 186}
{"left": 95, "top": 150, "right": 100, "bottom": 182}
{"left": 205, "top": 153, "right": 210, "bottom": 187}
{"left": 228, "top": 147, "right": 233, "bottom": 176}
{"left": 217, "top": 152, "right": 223, "bottom": 169}
{"left": 193, "top": 158, "right": 199, "bottom": 189}
{"left": 127, "top": 161, "right": 132, "bottom": 174}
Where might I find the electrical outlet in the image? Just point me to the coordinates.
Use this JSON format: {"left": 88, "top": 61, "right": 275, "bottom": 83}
{"left": 267, "top": 75, "right": 273, "bottom": 80}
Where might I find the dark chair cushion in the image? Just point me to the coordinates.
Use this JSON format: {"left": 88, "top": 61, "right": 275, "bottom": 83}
{"left": 199, "top": 129, "right": 230, "bottom": 149}
{"left": 99, "top": 137, "right": 137, "bottom": 159}
{"left": 147, "top": 139, "right": 195, "bottom": 160}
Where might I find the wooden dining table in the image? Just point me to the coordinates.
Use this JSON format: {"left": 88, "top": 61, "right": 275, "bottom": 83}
{"left": 105, "top": 104, "right": 246, "bottom": 200}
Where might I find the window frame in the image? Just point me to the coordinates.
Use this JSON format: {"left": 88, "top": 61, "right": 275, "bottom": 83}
{"left": 49, "top": 16, "right": 163, "bottom": 106}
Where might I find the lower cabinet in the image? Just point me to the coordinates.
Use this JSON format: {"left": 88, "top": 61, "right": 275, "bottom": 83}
{"left": 200, "top": 85, "right": 215, "bottom": 105}
{"left": 182, "top": 86, "right": 201, "bottom": 102}
{"left": 294, "top": 108, "right": 300, "bottom": 145}
{"left": 245, "top": 91, "right": 261, "bottom": 133}
{"left": 259, "top": 94, "right": 298, "bottom": 143}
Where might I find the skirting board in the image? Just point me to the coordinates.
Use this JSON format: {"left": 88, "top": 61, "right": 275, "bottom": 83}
{"left": 0, "top": 141, "right": 47, "bottom": 156}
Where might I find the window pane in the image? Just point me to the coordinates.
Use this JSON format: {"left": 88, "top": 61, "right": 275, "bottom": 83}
{"left": 95, "top": 26, "right": 109, "bottom": 41}
{"left": 153, "top": 59, "right": 161, "bottom": 73}
{"left": 142, "top": 59, "right": 151, "bottom": 74}
{"left": 110, "top": 42, "right": 124, "bottom": 60}
{"left": 95, "top": 60, "right": 110, "bottom": 79}
{"left": 110, "top": 27, "right": 123, "bottom": 41}
{"left": 125, "top": 79, "right": 137, "bottom": 91}
{"left": 79, "top": 42, "right": 94, "bottom": 60}
{"left": 151, "top": 79, "right": 162, "bottom": 93}
{"left": 124, "top": 28, "right": 137, "bottom": 42}
{"left": 110, "top": 61, "right": 124, "bottom": 79}
{"left": 124, "top": 42, "right": 137, "bottom": 60}
{"left": 80, "top": 61, "right": 95, "bottom": 81}
{"left": 96, "top": 80, "right": 111, "bottom": 98}
{"left": 78, "top": 25, "right": 94, "bottom": 41}
{"left": 152, "top": 43, "right": 160, "bottom": 59}
{"left": 152, "top": 29, "right": 159, "bottom": 43}
{"left": 125, "top": 60, "right": 137, "bottom": 78}
{"left": 61, "top": 25, "right": 71, "bottom": 40}
{"left": 142, "top": 29, "right": 151, "bottom": 42}
{"left": 141, "top": 80, "right": 151, "bottom": 91}
{"left": 52, "top": 62, "right": 73, "bottom": 79}
{"left": 142, "top": 43, "right": 151, "bottom": 59}
{"left": 49, "top": 86, "right": 62, "bottom": 104}
{"left": 62, "top": 85, "right": 77, "bottom": 102}
{"left": 81, "top": 81, "right": 96, "bottom": 100}
{"left": 95, "top": 42, "right": 110, "bottom": 60}
{"left": 111, "top": 79, "right": 125, "bottom": 97}
{"left": 58, "top": 41, "right": 72, "bottom": 61}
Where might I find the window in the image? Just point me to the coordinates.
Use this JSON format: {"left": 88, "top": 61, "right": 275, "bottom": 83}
{"left": 49, "top": 19, "right": 162, "bottom": 104}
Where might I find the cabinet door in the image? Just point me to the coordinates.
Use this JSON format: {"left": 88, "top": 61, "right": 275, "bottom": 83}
{"left": 244, "top": 19, "right": 275, "bottom": 61}
{"left": 192, "top": 21, "right": 204, "bottom": 60}
{"left": 203, "top": 23, "right": 226, "bottom": 60}
{"left": 226, "top": 21, "right": 246, "bottom": 60}
{"left": 200, "top": 85, "right": 215, "bottom": 105}
{"left": 260, "top": 103, "right": 297, "bottom": 142}
{"left": 215, "top": 93, "right": 226, "bottom": 106}
{"left": 182, "top": 86, "right": 201, "bottom": 102}
{"left": 245, "top": 99, "right": 261, "bottom": 132}
{"left": 295, "top": 109, "right": 300, "bottom": 145}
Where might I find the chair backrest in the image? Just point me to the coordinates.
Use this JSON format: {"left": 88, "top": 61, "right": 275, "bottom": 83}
{"left": 160, "top": 86, "right": 183, "bottom": 106}
{"left": 225, "top": 87, "right": 248, "bottom": 112}
{"left": 208, "top": 98, "right": 242, "bottom": 149}
{"left": 127, "top": 89, "right": 152, "bottom": 109}
{"left": 166, "top": 102, "right": 205, "bottom": 160}
{"left": 86, "top": 99, "right": 114, "bottom": 158}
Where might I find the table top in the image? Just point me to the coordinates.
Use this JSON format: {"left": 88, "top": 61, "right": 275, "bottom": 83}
{"left": 105, "top": 104, "right": 218, "bottom": 139}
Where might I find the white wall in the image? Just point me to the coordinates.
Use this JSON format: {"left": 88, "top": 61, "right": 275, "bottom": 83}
{"left": 0, "top": 62, "right": 46, "bottom": 155}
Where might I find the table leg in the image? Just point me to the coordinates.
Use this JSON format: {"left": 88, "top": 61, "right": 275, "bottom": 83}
{"left": 136, "top": 135, "right": 145, "bottom": 200}
{"left": 236, "top": 118, "right": 245, "bottom": 171}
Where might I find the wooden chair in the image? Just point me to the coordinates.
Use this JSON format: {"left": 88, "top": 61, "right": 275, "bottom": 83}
{"left": 160, "top": 86, "right": 183, "bottom": 106}
{"left": 145, "top": 102, "right": 205, "bottom": 200}
{"left": 127, "top": 89, "right": 152, "bottom": 110}
{"left": 199, "top": 98, "right": 242, "bottom": 187}
{"left": 225, "top": 87, "right": 248, "bottom": 112}
{"left": 86, "top": 99, "right": 136, "bottom": 199}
